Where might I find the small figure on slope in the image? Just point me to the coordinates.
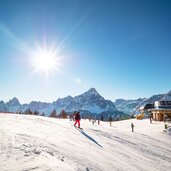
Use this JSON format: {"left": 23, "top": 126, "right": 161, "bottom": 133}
{"left": 92, "top": 116, "right": 96, "bottom": 125}
{"left": 109, "top": 115, "right": 112, "bottom": 127}
{"left": 74, "top": 112, "right": 81, "bottom": 128}
{"left": 149, "top": 114, "right": 153, "bottom": 124}
{"left": 131, "top": 122, "right": 134, "bottom": 132}
{"left": 150, "top": 116, "right": 152, "bottom": 124}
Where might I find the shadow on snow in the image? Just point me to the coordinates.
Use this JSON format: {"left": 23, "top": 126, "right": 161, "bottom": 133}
{"left": 75, "top": 128, "right": 102, "bottom": 148}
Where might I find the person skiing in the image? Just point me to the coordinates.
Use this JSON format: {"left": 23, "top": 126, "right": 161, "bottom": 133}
{"left": 92, "top": 116, "right": 96, "bottom": 125}
{"left": 149, "top": 116, "right": 152, "bottom": 124}
{"left": 109, "top": 115, "right": 112, "bottom": 127}
{"left": 92, "top": 119, "right": 95, "bottom": 125}
{"left": 131, "top": 123, "right": 134, "bottom": 132}
{"left": 74, "top": 112, "right": 81, "bottom": 128}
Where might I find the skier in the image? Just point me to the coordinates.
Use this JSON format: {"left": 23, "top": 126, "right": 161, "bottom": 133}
{"left": 149, "top": 116, "right": 152, "bottom": 124}
{"left": 109, "top": 115, "right": 112, "bottom": 127}
{"left": 164, "top": 114, "right": 168, "bottom": 123}
{"left": 92, "top": 116, "right": 96, "bottom": 125}
{"left": 131, "top": 123, "right": 134, "bottom": 132}
{"left": 92, "top": 119, "right": 95, "bottom": 125}
{"left": 165, "top": 124, "right": 168, "bottom": 130}
{"left": 74, "top": 112, "right": 81, "bottom": 128}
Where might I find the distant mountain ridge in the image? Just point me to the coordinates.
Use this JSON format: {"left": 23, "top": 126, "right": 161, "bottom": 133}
{"left": 2, "top": 89, "right": 171, "bottom": 117}
{"left": 0, "top": 88, "right": 118, "bottom": 117}
{"left": 114, "top": 98, "right": 145, "bottom": 114}
{"left": 133, "top": 91, "right": 171, "bottom": 114}
{"left": 114, "top": 90, "right": 171, "bottom": 114}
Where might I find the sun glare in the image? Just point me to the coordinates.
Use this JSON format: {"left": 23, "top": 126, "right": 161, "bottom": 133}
{"left": 30, "top": 45, "right": 61, "bottom": 75}
{"left": 34, "top": 50, "right": 56, "bottom": 71}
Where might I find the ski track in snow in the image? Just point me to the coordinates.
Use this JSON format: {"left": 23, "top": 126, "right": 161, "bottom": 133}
{"left": 0, "top": 113, "right": 171, "bottom": 171}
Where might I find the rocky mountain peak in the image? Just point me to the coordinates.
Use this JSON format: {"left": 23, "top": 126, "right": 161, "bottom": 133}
{"left": 0, "top": 100, "right": 5, "bottom": 105}
{"left": 7, "top": 97, "right": 20, "bottom": 106}
{"left": 87, "top": 88, "right": 98, "bottom": 94}
{"left": 64, "top": 96, "right": 73, "bottom": 101}
{"left": 82, "top": 88, "right": 101, "bottom": 98}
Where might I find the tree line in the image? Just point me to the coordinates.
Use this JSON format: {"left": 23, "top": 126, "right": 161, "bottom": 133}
{"left": 16, "top": 109, "right": 67, "bottom": 119}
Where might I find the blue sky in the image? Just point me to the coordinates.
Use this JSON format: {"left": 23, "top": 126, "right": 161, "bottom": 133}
{"left": 0, "top": 0, "right": 171, "bottom": 103}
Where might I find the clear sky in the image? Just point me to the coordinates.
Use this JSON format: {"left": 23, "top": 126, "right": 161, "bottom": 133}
{"left": 0, "top": 0, "right": 171, "bottom": 103}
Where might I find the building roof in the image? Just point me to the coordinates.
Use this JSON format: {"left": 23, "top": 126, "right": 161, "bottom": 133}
{"left": 140, "top": 104, "right": 154, "bottom": 110}
{"left": 150, "top": 108, "right": 171, "bottom": 111}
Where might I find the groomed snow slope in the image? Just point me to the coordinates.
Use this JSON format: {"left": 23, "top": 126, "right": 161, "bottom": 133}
{"left": 0, "top": 114, "right": 171, "bottom": 171}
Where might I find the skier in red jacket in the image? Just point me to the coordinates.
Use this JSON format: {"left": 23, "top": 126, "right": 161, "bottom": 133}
{"left": 74, "top": 112, "right": 81, "bottom": 128}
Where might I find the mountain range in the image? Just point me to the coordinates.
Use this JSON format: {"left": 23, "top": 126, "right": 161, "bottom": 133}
{"left": 1, "top": 88, "right": 171, "bottom": 118}
{"left": 0, "top": 88, "right": 123, "bottom": 120}
{"left": 114, "top": 90, "right": 171, "bottom": 114}
{"left": 113, "top": 98, "right": 145, "bottom": 114}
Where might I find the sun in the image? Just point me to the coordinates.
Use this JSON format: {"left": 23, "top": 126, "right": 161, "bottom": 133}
{"left": 30, "top": 45, "right": 61, "bottom": 74}
{"left": 34, "top": 49, "right": 57, "bottom": 72}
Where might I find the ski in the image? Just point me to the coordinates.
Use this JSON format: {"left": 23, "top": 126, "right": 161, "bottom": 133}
{"left": 74, "top": 126, "right": 83, "bottom": 130}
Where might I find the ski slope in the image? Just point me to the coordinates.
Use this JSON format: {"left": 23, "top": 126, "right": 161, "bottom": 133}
{"left": 0, "top": 113, "right": 171, "bottom": 171}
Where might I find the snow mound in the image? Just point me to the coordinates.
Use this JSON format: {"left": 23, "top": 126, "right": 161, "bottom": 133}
{"left": 0, "top": 113, "right": 171, "bottom": 171}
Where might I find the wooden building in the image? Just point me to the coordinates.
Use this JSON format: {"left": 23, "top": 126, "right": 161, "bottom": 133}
{"left": 150, "top": 101, "right": 171, "bottom": 121}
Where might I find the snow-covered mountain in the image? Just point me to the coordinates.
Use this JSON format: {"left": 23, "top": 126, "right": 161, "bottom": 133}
{"left": 114, "top": 98, "right": 145, "bottom": 114}
{"left": 52, "top": 88, "right": 117, "bottom": 114}
{"left": 0, "top": 88, "right": 118, "bottom": 116}
{"left": 27, "top": 101, "right": 51, "bottom": 112}
{"left": 0, "top": 97, "right": 28, "bottom": 113}
{"left": 0, "top": 114, "right": 170, "bottom": 171}
{"left": 134, "top": 93, "right": 165, "bottom": 114}
{"left": 161, "top": 90, "right": 171, "bottom": 100}
{"left": 6, "top": 97, "right": 21, "bottom": 112}
{"left": 2, "top": 89, "right": 171, "bottom": 117}
{"left": 0, "top": 101, "right": 8, "bottom": 112}
{"left": 114, "top": 90, "right": 171, "bottom": 114}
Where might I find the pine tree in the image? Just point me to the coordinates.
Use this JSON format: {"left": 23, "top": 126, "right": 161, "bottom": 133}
{"left": 34, "top": 110, "right": 39, "bottom": 115}
{"left": 25, "top": 108, "right": 33, "bottom": 115}
{"left": 60, "top": 110, "right": 67, "bottom": 119}
{"left": 50, "top": 109, "right": 57, "bottom": 118}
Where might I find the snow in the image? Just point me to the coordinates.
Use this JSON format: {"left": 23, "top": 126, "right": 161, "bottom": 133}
{"left": 0, "top": 113, "right": 171, "bottom": 171}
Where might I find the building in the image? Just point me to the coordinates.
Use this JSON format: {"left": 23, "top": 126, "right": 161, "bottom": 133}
{"left": 139, "top": 104, "right": 154, "bottom": 116}
{"left": 150, "top": 101, "right": 171, "bottom": 121}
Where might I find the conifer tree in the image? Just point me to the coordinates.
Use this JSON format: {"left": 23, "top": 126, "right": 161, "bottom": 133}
{"left": 50, "top": 109, "right": 57, "bottom": 118}
{"left": 60, "top": 110, "right": 67, "bottom": 119}
{"left": 25, "top": 108, "right": 33, "bottom": 115}
{"left": 34, "top": 110, "right": 39, "bottom": 115}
